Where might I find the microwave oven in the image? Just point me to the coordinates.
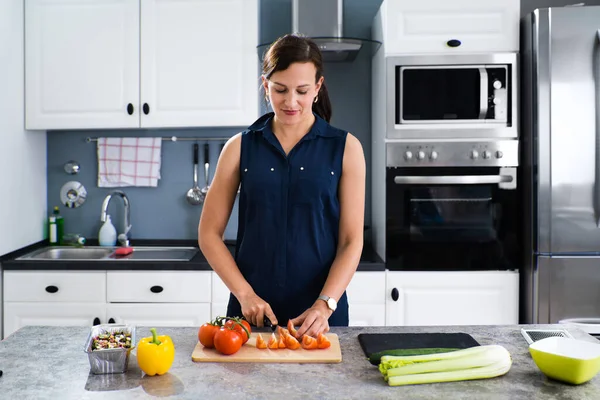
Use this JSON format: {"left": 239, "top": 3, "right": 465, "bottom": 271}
{"left": 385, "top": 53, "right": 518, "bottom": 140}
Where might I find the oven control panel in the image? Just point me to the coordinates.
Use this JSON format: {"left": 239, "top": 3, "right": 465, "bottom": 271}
{"left": 386, "top": 140, "right": 518, "bottom": 167}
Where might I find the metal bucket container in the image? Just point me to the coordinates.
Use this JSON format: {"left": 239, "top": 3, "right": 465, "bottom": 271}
{"left": 83, "top": 324, "right": 136, "bottom": 374}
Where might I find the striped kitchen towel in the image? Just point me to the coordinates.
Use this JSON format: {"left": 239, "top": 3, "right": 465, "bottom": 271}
{"left": 97, "top": 137, "right": 162, "bottom": 187}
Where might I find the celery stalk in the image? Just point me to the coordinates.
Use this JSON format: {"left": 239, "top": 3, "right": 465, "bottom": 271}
{"left": 379, "top": 345, "right": 512, "bottom": 386}
{"left": 388, "top": 360, "right": 512, "bottom": 386}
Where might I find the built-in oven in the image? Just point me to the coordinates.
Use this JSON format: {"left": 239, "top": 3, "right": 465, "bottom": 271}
{"left": 385, "top": 53, "right": 518, "bottom": 140}
{"left": 385, "top": 140, "right": 520, "bottom": 271}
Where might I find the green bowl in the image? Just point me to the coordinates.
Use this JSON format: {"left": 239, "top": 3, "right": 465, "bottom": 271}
{"left": 529, "top": 336, "right": 600, "bottom": 385}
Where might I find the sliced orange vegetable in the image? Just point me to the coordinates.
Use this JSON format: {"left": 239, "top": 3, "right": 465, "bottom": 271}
{"left": 277, "top": 326, "right": 290, "bottom": 338}
{"left": 277, "top": 334, "right": 287, "bottom": 349}
{"left": 287, "top": 320, "right": 299, "bottom": 338}
{"left": 317, "top": 333, "right": 331, "bottom": 349}
{"left": 301, "top": 334, "right": 318, "bottom": 350}
{"left": 267, "top": 332, "right": 279, "bottom": 349}
{"left": 255, "top": 333, "right": 267, "bottom": 349}
{"left": 284, "top": 333, "right": 301, "bottom": 350}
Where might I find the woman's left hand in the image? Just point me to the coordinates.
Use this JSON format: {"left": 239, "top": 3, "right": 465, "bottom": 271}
{"left": 290, "top": 301, "right": 332, "bottom": 338}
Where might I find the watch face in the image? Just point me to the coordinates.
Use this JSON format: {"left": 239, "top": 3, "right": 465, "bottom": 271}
{"left": 327, "top": 298, "right": 337, "bottom": 311}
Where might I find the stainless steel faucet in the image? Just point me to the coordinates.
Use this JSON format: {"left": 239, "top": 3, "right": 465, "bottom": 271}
{"left": 101, "top": 190, "right": 132, "bottom": 246}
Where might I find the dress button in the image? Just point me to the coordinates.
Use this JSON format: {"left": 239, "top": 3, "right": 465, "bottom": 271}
{"left": 270, "top": 168, "right": 274, "bottom": 171}
{"left": 300, "top": 167, "right": 304, "bottom": 170}
{"left": 331, "top": 171, "right": 334, "bottom": 175}
{"left": 244, "top": 168, "right": 248, "bottom": 172}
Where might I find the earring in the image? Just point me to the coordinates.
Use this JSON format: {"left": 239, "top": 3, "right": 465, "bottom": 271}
{"left": 265, "top": 95, "right": 270, "bottom": 103}
{"left": 314, "top": 95, "right": 318, "bottom": 104}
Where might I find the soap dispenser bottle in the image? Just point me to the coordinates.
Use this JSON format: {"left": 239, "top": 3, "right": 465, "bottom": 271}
{"left": 99, "top": 215, "right": 117, "bottom": 246}
{"left": 48, "top": 206, "right": 64, "bottom": 245}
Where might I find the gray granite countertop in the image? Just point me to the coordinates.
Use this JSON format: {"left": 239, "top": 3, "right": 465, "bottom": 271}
{"left": 1, "top": 324, "right": 599, "bottom": 399}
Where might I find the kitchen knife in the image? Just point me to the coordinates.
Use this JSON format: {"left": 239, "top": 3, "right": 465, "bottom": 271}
{"left": 263, "top": 317, "right": 277, "bottom": 332}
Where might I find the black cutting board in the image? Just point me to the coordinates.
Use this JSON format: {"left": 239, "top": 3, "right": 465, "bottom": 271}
{"left": 358, "top": 333, "right": 479, "bottom": 364}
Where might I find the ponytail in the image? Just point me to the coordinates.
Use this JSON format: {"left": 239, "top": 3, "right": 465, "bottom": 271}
{"left": 313, "top": 82, "right": 332, "bottom": 123}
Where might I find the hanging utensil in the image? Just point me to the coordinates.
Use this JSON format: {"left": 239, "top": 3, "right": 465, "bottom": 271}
{"left": 186, "top": 143, "right": 203, "bottom": 205}
{"left": 199, "top": 143, "right": 210, "bottom": 202}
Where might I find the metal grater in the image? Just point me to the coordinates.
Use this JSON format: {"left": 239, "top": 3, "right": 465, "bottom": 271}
{"left": 521, "top": 328, "right": 574, "bottom": 345}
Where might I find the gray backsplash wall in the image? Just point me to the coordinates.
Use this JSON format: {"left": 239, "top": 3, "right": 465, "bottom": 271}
{"left": 46, "top": 0, "right": 600, "bottom": 242}
{"left": 46, "top": 0, "right": 380, "bottom": 241}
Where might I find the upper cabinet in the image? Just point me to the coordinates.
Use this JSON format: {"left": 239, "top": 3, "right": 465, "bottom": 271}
{"left": 25, "top": 0, "right": 259, "bottom": 130}
{"left": 373, "top": 0, "right": 520, "bottom": 55}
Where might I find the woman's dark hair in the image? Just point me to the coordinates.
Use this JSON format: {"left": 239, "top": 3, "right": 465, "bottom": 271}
{"left": 262, "top": 34, "right": 332, "bottom": 123}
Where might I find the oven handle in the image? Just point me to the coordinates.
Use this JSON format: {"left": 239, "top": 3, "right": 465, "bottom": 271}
{"left": 393, "top": 175, "right": 513, "bottom": 185}
{"left": 479, "top": 67, "right": 489, "bottom": 119}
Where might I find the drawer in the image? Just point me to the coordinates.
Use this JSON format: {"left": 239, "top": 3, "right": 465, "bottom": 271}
{"left": 4, "top": 271, "right": 106, "bottom": 302}
{"left": 107, "top": 271, "right": 211, "bottom": 303}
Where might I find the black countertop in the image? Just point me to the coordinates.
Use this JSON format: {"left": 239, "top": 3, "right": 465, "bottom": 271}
{"left": 0, "top": 239, "right": 385, "bottom": 271}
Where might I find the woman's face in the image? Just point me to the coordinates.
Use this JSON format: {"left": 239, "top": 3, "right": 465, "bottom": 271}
{"left": 263, "top": 62, "right": 324, "bottom": 126}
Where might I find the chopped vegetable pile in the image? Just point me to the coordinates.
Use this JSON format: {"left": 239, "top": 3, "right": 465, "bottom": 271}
{"left": 92, "top": 331, "right": 132, "bottom": 350}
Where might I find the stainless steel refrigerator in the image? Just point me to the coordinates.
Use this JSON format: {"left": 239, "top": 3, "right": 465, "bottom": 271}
{"left": 522, "top": 6, "right": 600, "bottom": 327}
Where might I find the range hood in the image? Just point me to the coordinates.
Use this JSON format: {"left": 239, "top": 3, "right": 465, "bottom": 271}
{"left": 257, "top": 0, "right": 379, "bottom": 63}
{"left": 292, "top": 0, "right": 376, "bottom": 62}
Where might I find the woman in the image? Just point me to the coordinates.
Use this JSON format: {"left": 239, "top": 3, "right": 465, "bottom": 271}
{"left": 198, "top": 34, "right": 365, "bottom": 338}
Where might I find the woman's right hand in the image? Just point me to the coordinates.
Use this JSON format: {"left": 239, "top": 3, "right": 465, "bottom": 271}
{"left": 238, "top": 292, "right": 278, "bottom": 328}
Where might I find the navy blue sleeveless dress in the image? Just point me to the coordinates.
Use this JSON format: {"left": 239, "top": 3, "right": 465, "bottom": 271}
{"left": 226, "top": 112, "right": 349, "bottom": 326}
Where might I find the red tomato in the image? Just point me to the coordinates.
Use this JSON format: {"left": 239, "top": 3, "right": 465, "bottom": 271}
{"left": 256, "top": 333, "right": 267, "bottom": 349}
{"left": 317, "top": 333, "right": 331, "bottom": 349}
{"left": 213, "top": 327, "right": 244, "bottom": 355}
{"left": 267, "top": 332, "right": 279, "bottom": 349}
{"left": 224, "top": 319, "right": 251, "bottom": 344}
{"left": 301, "top": 335, "right": 318, "bottom": 350}
{"left": 287, "top": 320, "right": 299, "bottom": 338}
{"left": 284, "top": 333, "right": 301, "bottom": 350}
{"left": 198, "top": 323, "right": 220, "bottom": 348}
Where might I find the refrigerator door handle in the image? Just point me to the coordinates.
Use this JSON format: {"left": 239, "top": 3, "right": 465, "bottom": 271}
{"left": 479, "top": 67, "right": 489, "bottom": 119}
{"left": 594, "top": 30, "right": 600, "bottom": 227}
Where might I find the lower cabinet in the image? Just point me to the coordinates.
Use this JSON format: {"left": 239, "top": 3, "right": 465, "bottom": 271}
{"left": 347, "top": 272, "right": 386, "bottom": 326}
{"left": 4, "top": 303, "right": 107, "bottom": 337}
{"left": 3, "top": 271, "right": 108, "bottom": 338}
{"left": 385, "top": 270, "right": 519, "bottom": 326}
{"left": 106, "top": 304, "right": 210, "bottom": 327}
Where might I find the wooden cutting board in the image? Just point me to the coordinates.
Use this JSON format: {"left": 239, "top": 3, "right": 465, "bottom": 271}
{"left": 191, "top": 333, "right": 342, "bottom": 363}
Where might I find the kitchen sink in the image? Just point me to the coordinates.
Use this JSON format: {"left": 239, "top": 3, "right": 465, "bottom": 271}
{"left": 16, "top": 246, "right": 198, "bottom": 261}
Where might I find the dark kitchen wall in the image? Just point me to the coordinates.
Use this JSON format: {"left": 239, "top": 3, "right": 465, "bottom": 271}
{"left": 46, "top": 0, "right": 382, "bottom": 241}
{"left": 46, "top": 0, "right": 600, "bottom": 242}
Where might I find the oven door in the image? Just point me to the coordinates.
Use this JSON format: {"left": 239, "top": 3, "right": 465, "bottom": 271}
{"left": 386, "top": 167, "right": 520, "bottom": 271}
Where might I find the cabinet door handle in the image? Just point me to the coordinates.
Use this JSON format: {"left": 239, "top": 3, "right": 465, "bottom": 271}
{"left": 93, "top": 317, "right": 101, "bottom": 326}
{"left": 143, "top": 103, "right": 150, "bottom": 115}
{"left": 108, "top": 318, "right": 115, "bottom": 324}
{"left": 150, "top": 285, "right": 163, "bottom": 293}
{"left": 45, "top": 285, "right": 59, "bottom": 294}
{"left": 391, "top": 288, "right": 399, "bottom": 302}
{"left": 127, "top": 103, "right": 134, "bottom": 115}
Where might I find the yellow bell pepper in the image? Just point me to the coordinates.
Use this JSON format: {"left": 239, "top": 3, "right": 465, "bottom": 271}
{"left": 137, "top": 328, "right": 175, "bottom": 376}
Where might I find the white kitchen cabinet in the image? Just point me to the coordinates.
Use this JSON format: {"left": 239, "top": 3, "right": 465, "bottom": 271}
{"left": 4, "top": 303, "right": 107, "bottom": 338}
{"left": 106, "top": 271, "right": 211, "bottom": 303}
{"left": 106, "top": 271, "right": 212, "bottom": 327}
{"left": 3, "top": 271, "right": 108, "bottom": 337}
{"left": 106, "top": 303, "right": 210, "bottom": 327}
{"left": 25, "top": 0, "right": 140, "bottom": 129}
{"left": 346, "top": 271, "right": 386, "bottom": 326}
{"left": 374, "top": 0, "right": 519, "bottom": 55}
{"left": 211, "top": 272, "right": 230, "bottom": 320}
{"left": 25, "top": 0, "right": 259, "bottom": 130}
{"left": 385, "top": 271, "right": 519, "bottom": 326}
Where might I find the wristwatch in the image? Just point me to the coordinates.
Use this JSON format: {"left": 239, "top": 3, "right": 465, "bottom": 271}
{"left": 317, "top": 295, "right": 337, "bottom": 312}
